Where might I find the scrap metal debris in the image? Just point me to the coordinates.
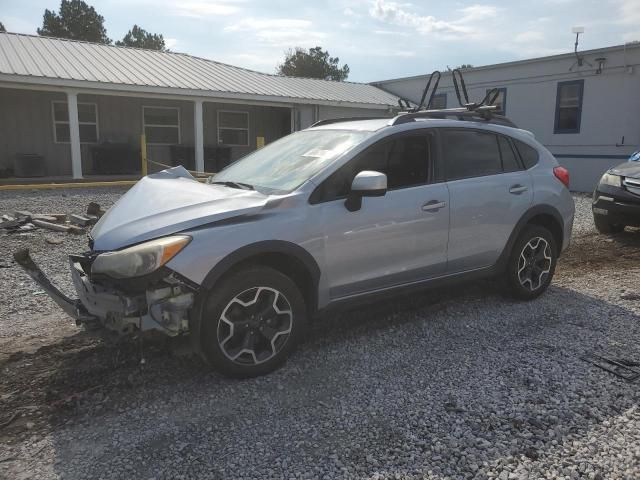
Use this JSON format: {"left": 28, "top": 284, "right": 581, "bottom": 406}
{"left": 0, "top": 216, "right": 28, "bottom": 231}
{"left": 0, "top": 202, "right": 104, "bottom": 235}
{"left": 581, "top": 353, "right": 640, "bottom": 382}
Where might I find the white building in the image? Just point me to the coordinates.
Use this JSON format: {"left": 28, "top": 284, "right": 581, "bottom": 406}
{"left": 373, "top": 43, "right": 640, "bottom": 192}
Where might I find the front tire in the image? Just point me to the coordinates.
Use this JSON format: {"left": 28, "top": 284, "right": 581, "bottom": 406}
{"left": 593, "top": 213, "right": 625, "bottom": 234}
{"left": 506, "top": 225, "right": 557, "bottom": 300}
{"left": 199, "top": 266, "right": 307, "bottom": 378}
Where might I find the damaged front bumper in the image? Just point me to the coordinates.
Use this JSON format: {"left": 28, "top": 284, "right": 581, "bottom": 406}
{"left": 13, "top": 249, "right": 195, "bottom": 337}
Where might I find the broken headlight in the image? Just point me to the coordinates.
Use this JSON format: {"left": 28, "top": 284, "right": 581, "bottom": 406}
{"left": 91, "top": 235, "right": 191, "bottom": 279}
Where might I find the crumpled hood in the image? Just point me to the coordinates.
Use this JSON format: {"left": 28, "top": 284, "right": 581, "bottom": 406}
{"left": 609, "top": 161, "right": 640, "bottom": 180}
{"left": 91, "top": 167, "right": 269, "bottom": 251}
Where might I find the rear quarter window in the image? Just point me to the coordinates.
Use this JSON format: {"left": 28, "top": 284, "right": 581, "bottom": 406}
{"left": 513, "top": 140, "right": 540, "bottom": 169}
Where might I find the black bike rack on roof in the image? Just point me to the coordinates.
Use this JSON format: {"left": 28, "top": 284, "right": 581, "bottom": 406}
{"left": 311, "top": 68, "right": 517, "bottom": 129}
{"left": 388, "top": 107, "right": 517, "bottom": 128}
{"left": 389, "top": 68, "right": 516, "bottom": 127}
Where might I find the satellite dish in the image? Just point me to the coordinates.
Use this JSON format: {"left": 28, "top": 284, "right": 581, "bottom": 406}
{"left": 572, "top": 26, "right": 584, "bottom": 34}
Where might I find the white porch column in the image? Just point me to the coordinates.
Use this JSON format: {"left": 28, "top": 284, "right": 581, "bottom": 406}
{"left": 66, "top": 91, "right": 83, "bottom": 179}
{"left": 194, "top": 99, "right": 204, "bottom": 173}
{"left": 290, "top": 106, "right": 296, "bottom": 132}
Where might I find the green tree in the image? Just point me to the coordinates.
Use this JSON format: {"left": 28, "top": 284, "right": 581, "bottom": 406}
{"left": 277, "top": 46, "right": 349, "bottom": 81}
{"left": 37, "top": 0, "right": 111, "bottom": 44}
{"left": 116, "top": 25, "right": 166, "bottom": 51}
{"left": 0, "top": 22, "right": 5, "bottom": 33}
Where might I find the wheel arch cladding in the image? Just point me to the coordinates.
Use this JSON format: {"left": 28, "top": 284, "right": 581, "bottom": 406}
{"left": 525, "top": 212, "right": 563, "bottom": 251}
{"left": 194, "top": 239, "right": 319, "bottom": 318}
{"left": 498, "top": 205, "right": 565, "bottom": 269}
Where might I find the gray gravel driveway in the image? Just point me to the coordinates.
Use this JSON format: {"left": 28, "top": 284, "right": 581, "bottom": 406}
{"left": 1, "top": 188, "right": 639, "bottom": 480}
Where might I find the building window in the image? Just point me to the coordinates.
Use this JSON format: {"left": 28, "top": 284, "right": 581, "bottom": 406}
{"left": 143, "top": 106, "right": 180, "bottom": 144}
{"left": 486, "top": 88, "right": 506, "bottom": 115}
{"left": 429, "top": 93, "right": 447, "bottom": 109}
{"left": 218, "top": 110, "right": 249, "bottom": 146}
{"left": 52, "top": 101, "right": 98, "bottom": 143}
{"left": 554, "top": 80, "right": 584, "bottom": 134}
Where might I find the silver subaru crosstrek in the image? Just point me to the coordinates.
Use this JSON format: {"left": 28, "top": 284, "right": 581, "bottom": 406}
{"left": 16, "top": 113, "right": 575, "bottom": 378}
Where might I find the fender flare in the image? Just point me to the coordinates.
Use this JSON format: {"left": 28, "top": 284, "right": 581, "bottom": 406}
{"left": 199, "top": 240, "right": 320, "bottom": 291}
{"left": 496, "top": 204, "right": 565, "bottom": 270}
{"left": 190, "top": 240, "right": 320, "bottom": 351}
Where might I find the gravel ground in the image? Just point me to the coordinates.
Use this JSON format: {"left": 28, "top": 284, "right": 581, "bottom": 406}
{"left": 0, "top": 187, "right": 129, "bottom": 341}
{"left": 1, "top": 188, "right": 640, "bottom": 480}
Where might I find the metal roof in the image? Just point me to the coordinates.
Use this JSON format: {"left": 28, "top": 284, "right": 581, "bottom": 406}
{"left": 0, "top": 32, "right": 399, "bottom": 108}
{"left": 372, "top": 42, "right": 640, "bottom": 84}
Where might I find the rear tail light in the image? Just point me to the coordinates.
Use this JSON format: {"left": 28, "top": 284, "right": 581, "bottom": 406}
{"left": 553, "top": 166, "right": 570, "bottom": 188}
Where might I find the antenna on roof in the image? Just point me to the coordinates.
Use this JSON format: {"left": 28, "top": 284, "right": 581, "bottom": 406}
{"left": 570, "top": 26, "right": 592, "bottom": 71}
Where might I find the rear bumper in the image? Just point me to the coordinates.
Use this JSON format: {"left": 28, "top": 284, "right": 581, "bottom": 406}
{"left": 592, "top": 187, "right": 640, "bottom": 226}
{"left": 14, "top": 249, "right": 195, "bottom": 337}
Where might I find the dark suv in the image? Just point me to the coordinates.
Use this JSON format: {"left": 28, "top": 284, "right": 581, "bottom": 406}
{"left": 592, "top": 162, "right": 640, "bottom": 233}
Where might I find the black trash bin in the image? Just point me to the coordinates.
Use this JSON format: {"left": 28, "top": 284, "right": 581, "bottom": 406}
{"left": 14, "top": 154, "right": 45, "bottom": 177}
{"left": 204, "top": 146, "right": 232, "bottom": 172}
{"left": 170, "top": 145, "right": 195, "bottom": 170}
{"left": 91, "top": 144, "right": 139, "bottom": 175}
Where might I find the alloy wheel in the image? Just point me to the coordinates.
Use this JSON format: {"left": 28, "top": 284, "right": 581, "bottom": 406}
{"left": 217, "top": 287, "right": 293, "bottom": 365}
{"left": 517, "top": 237, "right": 552, "bottom": 291}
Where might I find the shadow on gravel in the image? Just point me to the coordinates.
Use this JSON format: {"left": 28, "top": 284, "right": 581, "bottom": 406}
{"left": 5, "top": 278, "right": 630, "bottom": 479}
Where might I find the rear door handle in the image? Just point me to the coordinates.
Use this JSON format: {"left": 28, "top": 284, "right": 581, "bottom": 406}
{"left": 422, "top": 200, "right": 446, "bottom": 212}
{"left": 509, "top": 185, "right": 528, "bottom": 194}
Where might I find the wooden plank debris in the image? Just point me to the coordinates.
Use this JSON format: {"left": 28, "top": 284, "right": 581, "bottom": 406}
{"left": 32, "top": 214, "right": 59, "bottom": 223}
{"left": 32, "top": 219, "right": 70, "bottom": 233}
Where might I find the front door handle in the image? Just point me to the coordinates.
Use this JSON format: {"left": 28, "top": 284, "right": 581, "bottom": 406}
{"left": 422, "top": 200, "right": 446, "bottom": 212}
{"left": 509, "top": 184, "right": 528, "bottom": 195}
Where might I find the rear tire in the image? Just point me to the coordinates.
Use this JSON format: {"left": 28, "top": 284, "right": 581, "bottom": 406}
{"left": 593, "top": 213, "right": 625, "bottom": 234}
{"left": 199, "top": 266, "right": 307, "bottom": 378}
{"left": 505, "top": 225, "right": 557, "bottom": 300}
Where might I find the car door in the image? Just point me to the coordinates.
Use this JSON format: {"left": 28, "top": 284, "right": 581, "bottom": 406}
{"left": 442, "top": 128, "right": 533, "bottom": 273}
{"left": 310, "top": 130, "right": 450, "bottom": 299}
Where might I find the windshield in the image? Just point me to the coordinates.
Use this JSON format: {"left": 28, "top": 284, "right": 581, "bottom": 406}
{"left": 212, "top": 130, "right": 371, "bottom": 193}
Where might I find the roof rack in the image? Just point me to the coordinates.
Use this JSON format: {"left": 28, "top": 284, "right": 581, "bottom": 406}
{"left": 310, "top": 68, "right": 517, "bottom": 130}
{"left": 391, "top": 68, "right": 517, "bottom": 128}
{"left": 389, "top": 106, "right": 517, "bottom": 128}
{"left": 310, "top": 116, "right": 387, "bottom": 128}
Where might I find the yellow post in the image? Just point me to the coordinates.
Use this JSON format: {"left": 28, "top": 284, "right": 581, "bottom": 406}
{"left": 140, "top": 133, "right": 148, "bottom": 177}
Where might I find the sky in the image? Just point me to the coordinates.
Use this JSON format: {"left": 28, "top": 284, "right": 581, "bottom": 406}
{"left": 2, "top": 0, "right": 639, "bottom": 82}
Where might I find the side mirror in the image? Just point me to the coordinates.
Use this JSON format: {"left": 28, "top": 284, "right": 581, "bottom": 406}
{"left": 345, "top": 170, "right": 387, "bottom": 212}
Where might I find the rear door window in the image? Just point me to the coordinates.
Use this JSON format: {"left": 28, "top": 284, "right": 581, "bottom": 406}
{"left": 498, "top": 136, "right": 522, "bottom": 173}
{"left": 441, "top": 129, "right": 502, "bottom": 180}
